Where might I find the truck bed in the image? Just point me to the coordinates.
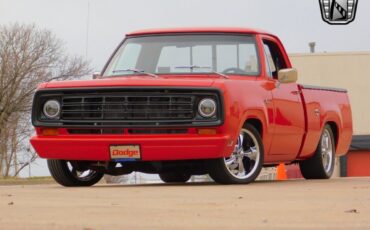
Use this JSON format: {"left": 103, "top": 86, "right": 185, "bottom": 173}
{"left": 298, "top": 84, "right": 353, "bottom": 159}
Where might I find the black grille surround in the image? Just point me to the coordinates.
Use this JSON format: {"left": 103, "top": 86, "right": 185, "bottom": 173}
{"left": 32, "top": 87, "right": 224, "bottom": 128}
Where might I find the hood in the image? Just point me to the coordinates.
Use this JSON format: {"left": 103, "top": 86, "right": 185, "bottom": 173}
{"left": 43, "top": 75, "right": 220, "bottom": 89}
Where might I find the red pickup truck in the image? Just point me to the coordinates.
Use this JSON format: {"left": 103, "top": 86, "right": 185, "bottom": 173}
{"left": 30, "top": 28, "right": 353, "bottom": 186}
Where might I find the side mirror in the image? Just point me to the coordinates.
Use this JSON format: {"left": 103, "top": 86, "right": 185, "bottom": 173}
{"left": 92, "top": 71, "right": 101, "bottom": 79}
{"left": 277, "top": 68, "right": 298, "bottom": 84}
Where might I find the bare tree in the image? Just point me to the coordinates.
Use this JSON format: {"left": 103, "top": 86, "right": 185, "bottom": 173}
{"left": 0, "top": 112, "right": 37, "bottom": 177}
{"left": 0, "top": 23, "right": 91, "bottom": 177}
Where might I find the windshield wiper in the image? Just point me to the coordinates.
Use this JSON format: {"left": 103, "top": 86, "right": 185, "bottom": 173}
{"left": 112, "top": 68, "right": 158, "bottom": 78}
{"left": 175, "top": 65, "right": 229, "bottom": 79}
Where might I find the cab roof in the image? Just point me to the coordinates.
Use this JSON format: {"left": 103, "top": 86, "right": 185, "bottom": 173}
{"left": 126, "top": 27, "right": 274, "bottom": 37}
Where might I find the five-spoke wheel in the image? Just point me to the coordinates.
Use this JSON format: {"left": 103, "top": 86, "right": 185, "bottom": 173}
{"left": 208, "top": 124, "right": 264, "bottom": 184}
{"left": 48, "top": 160, "right": 104, "bottom": 187}
{"left": 321, "top": 128, "right": 334, "bottom": 174}
{"left": 299, "top": 125, "right": 335, "bottom": 179}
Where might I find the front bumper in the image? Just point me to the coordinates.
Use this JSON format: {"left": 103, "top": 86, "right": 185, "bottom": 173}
{"left": 30, "top": 133, "right": 232, "bottom": 161}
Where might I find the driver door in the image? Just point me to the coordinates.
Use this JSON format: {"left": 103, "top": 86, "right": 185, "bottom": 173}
{"left": 262, "top": 38, "right": 305, "bottom": 157}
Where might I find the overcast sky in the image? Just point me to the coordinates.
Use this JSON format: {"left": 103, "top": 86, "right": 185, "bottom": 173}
{"left": 1, "top": 0, "right": 369, "bottom": 177}
{"left": 1, "top": 0, "right": 370, "bottom": 72}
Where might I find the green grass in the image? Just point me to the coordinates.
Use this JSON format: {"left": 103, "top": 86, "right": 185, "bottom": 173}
{"left": 0, "top": 176, "right": 56, "bottom": 185}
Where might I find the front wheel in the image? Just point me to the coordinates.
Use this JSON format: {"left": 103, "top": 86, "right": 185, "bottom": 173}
{"left": 208, "top": 124, "right": 264, "bottom": 184}
{"left": 47, "top": 160, "right": 104, "bottom": 187}
{"left": 299, "top": 125, "right": 335, "bottom": 179}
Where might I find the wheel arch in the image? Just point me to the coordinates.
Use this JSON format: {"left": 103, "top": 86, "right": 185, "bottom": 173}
{"left": 239, "top": 109, "right": 268, "bottom": 138}
{"left": 244, "top": 118, "right": 263, "bottom": 137}
{"left": 326, "top": 121, "right": 339, "bottom": 148}
{"left": 239, "top": 111, "right": 271, "bottom": 153}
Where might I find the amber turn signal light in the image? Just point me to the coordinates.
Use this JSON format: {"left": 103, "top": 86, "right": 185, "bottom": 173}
{"left": 41, "top": 128, "right": 58, "bottom": 136}
{"left": 197, "top": 128, "right": 217, "bottom": 135}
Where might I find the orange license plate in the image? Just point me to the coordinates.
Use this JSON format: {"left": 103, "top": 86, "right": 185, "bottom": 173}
{"left": 110, "top": 145, "right": 141, "bottom": 160}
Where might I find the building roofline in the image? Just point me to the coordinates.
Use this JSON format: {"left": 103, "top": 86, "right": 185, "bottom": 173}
{"left": 290, "top": 51, "right": 370, "bottom": 57}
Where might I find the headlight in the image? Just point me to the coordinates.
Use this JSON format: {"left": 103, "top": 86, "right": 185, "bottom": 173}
{"left": 43, "top": 100, "right": 60, "bottom": 119}
{"left": 198, "top": 98, "right": 216, "bottom": 118}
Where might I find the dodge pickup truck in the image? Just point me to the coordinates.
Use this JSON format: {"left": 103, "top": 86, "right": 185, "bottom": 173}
{"left": 30, "top": 28, "right": 353, "bottom": 186}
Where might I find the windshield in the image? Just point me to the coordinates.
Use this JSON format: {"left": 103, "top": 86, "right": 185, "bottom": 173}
{"left": 103, "top": 35, "right": 260, "bottom": 77}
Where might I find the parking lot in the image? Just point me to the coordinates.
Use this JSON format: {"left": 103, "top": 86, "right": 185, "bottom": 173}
{"left": 0, "top": 177, "right": 369, "bottom": 230}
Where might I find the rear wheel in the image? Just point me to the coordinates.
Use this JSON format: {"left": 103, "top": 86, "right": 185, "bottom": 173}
{"left": 299, "top": 125, "right": 335, "bottom": 179}
{"left": 208, "top": 124, "right": 264, "bottom": 184}
{"left": 159, "top": 172, "right": 191, "bottom": 183}
{"left": 47, "top": 160, "right": 104, "bottom": 187}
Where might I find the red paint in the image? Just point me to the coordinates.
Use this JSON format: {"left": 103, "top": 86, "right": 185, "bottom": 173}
{"left": 126, "top": 27, "right": 271, "bottom": 36}
{"left": 30, "top": 133, "right": 231, "bottom": 161}
{"left": 30, "top": 28, "right": 353, "bottom": 164}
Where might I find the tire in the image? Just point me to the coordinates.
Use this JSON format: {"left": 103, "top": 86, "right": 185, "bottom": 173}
{"left": 47, "top": 160, "right": 104, "bottom": 187}
{"left": 208, "top": 123, "right": 264, "bottom": 184}
{"left": 299, "top": 125, "right": 335, "bottom": 179}
{"left": 159, "top": 172, "right": 191, "bottom": 183}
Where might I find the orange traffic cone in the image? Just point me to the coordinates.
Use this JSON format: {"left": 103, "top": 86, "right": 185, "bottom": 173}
{"left": 276, "top": 163, "right": 287, "bottom": 180}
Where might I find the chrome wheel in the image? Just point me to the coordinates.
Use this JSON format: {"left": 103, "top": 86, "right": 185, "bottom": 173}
{"left": 224, "top": 128, "right": 260, "bottom": 179}
{"left": 47, "top": 159, "right": 104, "bottom": 187}
{"left": 299, "top": 125, "right": 335, "bottom": 179}
{"left": 66, "top": 161, "right": 99, "bottom": 182}
{"left": 321, "top": 129, "right": 333, "bottom": 173}
{"left": 208, "top": 124, "right": 264, "bottom": 184}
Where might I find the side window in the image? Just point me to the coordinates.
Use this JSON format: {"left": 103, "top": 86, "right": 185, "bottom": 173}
{"left": 263, "top": 44, "right": 275, "bottom": 78}
{"left": 262, "top": 40, "right": 287, "bottom": 79}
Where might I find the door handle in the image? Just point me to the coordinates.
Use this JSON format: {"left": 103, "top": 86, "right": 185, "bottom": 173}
{"left": 291, "top": 90, "right": 302, "bottom": 95}
{"left": 264, "top": 98, "right": 272, "bottom": 104}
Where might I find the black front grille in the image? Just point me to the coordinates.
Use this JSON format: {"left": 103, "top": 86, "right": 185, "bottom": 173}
{"left": 128, "top": 128, "right": 188, "bottom": 134}
{"left": 67, "top": 128, "right": 124, "bottom": 135}
{"left": 33, "top": 88, "right": 223, "bottom": 128}
{"left": 61, "top": 95, "right": 195, "bottom": 120}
